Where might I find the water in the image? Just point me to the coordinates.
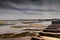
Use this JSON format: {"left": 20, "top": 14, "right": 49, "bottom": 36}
{"left": 0, "top": 21, "right": 51, "bottom": 34}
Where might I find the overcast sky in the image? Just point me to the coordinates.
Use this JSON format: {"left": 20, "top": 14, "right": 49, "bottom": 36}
{"left": 0, "top": 0, "right": 60, "bottom": 20}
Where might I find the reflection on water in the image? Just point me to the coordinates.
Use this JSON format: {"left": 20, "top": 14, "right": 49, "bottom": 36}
{"left": 0, "top": 21, "right": 51, "bottom": 34}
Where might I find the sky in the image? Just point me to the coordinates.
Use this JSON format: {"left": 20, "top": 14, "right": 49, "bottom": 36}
{"left": 0, "top": 0, "right": 60, "bottom": 20}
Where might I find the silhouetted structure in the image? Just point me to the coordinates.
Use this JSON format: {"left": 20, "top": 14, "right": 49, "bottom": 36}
{"left": 43, "top": 20, "right": 60, "bottom": 33}
{"left": 39, "top": 20, "right": 60, "bottom": 38}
